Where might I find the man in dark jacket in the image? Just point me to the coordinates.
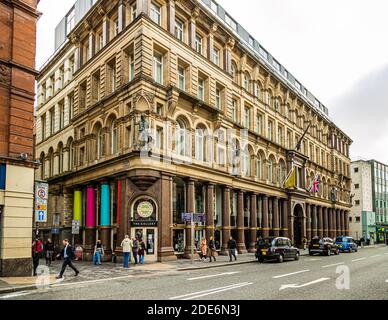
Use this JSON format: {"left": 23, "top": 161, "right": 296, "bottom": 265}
{"left": 32, "top": 237, "right": 43, "bottom": 276}
{"left": 227, "top": 237, "right": 237, "bottom": 262}
{"left": 56, "top": 239, "right": 79, "bottom": 279}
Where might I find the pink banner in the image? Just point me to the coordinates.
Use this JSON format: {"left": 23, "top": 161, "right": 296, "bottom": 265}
{"left": 86, "top": 186, "right": 95, "bottom": 228}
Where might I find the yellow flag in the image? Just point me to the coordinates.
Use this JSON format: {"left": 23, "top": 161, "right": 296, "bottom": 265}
{"left": 284, "top": 166, "right": 297, "bottom": 189}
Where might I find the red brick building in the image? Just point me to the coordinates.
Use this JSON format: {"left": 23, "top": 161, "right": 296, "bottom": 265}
{"left": 0, "top": 0, "right": 40, "bottom": 277}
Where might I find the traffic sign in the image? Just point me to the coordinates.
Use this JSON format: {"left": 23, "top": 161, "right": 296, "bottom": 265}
{"left": 72, "top": 220, "right": 80, "bottom": 235}
{"left": 35, "top": 181, "right": 48, "bottom": 223}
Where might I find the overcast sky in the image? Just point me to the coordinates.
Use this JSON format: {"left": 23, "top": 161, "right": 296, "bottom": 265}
{"left": 36, "top": 0, "right": 388, "bottom": 163}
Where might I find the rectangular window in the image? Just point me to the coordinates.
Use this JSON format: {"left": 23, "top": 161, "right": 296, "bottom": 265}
{"left": 256, "top": 114, "right": 262, "bottom": 135}
{"left": 59, "top": 101, "right": 64, "bottom": 130}
{"left": 153, "top": 52, "right": 163, "bottom": 85}
{"left": 268, "top": 121, "right": 273, "bottom": 141}
{"left": 355, "top": 184, "right": 360, "bottom": 189}
{"left": 155, "top": 126, "right": 164, "bottom": 150}
{"left": 41, "top": 115, "right": 46, "bottom": 140}
{"left": 178, "top": 66, "right": 185, "bottom": 91}
{"left": 106, "top": 59, "right": 116, "bottom": 93}
{"left": 129, "top": 53, "right": 135, "bottom": 81}
{"left": 277, "top": 127, "right": 283, "bottom": 145}
{"left": 59, "top": 66, "right": 65, "bottom": 89}
{"left": 195, "top": 35, "right": 203, "bottom": 54}
{"left": 91, "top": 70, "right": 101, "bottom": 104}
{"left": 198, "top": 78, "right": 205, "bottom": 101}
{"left": 97, "top": 31, "right": 103, "bottom": 51}
{"left": 68, "top": 92, "right": 74, "bottom": 120}
{"left": 113, "top": 17, "right": 119, "bottom": 37}
{"left": 150, "top": 2, "right": 161, "bottom": 25}
{"left": 131, "top": 2, "right": 137, "bottom": 21}
{"left": 215, "top": 88, "right": 222, "bottom": 110}
{"left": 175, "top": 19, "right": 184, "bottom": 41}
{"left": 244, "top": 107, "right": 250, "bottom": 128}
{"left": 49, "top": 108, "right": 55, "bottom": 135}
{"left": 212, "top": 48, "right": 220, "bottom": 66}
{"left": 231, "top": 99, "right": 238, "bottom": 122}
{"left": 78, "top": 81, "right": 87, "bottom": 111}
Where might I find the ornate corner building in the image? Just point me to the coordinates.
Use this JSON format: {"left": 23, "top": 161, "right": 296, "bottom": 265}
{"left": 0, "top": 0, "right": 40, "bottom": 276}
{"left": 35, "top": 0, "right": 352, "bottom": 262}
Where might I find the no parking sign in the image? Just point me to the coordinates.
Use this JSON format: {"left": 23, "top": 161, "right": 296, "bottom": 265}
{"left": 35, "top": 182, "right": 48, "bottom": 223}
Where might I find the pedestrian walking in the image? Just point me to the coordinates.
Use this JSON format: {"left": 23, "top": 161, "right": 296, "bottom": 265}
{"left": 120, "top": 235, "right": 133, "bottom": 268}
{"left": 208, "top": 236, "right": 217, "bottom": 262}
{"left": 56, "top": 239, "right": 79, "bottom": 279}
{"left": 132, "top": 237, "right": 139, "bottom": 265}
{"left": 302, "top": 237, "right": 308, "bottom": 250}
{"left": 44, "top": 238, "right": 55, "bottom": 267}
{"left": 138, "top": 238, "right": 146, "bottom": 264}
{"left": 227, "top": 236, "right": 237, "bottom": 262}
{"left": 200, "top": 238, "right": 208, "bottom": 262}
{"left": 32, "top": 237, "right": 43, "bottom": 276}
{"left": 93, "top": 240, "right": 104, "bottom": 265}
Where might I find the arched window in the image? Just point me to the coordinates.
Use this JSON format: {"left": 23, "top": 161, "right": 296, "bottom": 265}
{"left": 111, "top": 120, "right": 118, "bottom": 154}
{"left": 97, "top": 127, "right": 105, "bottom": 159}
{"left": 58, "top": 143, "right": 64, "bottom": 174}
{"left": 39, "top": 152, "right": 45, "bottom": 179}
{"left": 195, "top": 127, "right": 205, "bottom": 161}
{"left": 268, "top": 159, "right": 273, "bottom": 183}
{"left": 256, "top": 153, "right": 263, "bottom": 180}
{"left": 278, "top": 161, "right": 286, "bottom": 186}
{"left": 176, "top": 119, "right": 186, "bottom": 156}
{"left": 242, "top": 148, "right": 251, "bottom": 177}
{"left": 243, "top": 72, "right": 250, "bottom": 92}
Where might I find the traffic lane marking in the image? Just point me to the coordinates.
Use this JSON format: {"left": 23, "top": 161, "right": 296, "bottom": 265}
{"left": 279, "top": 278, "right": 330, "bottom": 291}
{"left": 321, "top": 262, "right": 345, "bottom": 268}
{"left": 187, "top": 271, "right": 241, "bottom": 281}
{"left": 351, "top": 257, "right": 367, "bottom": 262}
{"left": 169, "top": 282, "right": 253, "bottom": 300}
{"left": 272, "top": 270, "right": 310, "bottom": 279}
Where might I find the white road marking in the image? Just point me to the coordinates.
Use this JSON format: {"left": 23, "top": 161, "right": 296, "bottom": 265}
{"left": 279, "top": 278, "right": 330, "bottom": 291}
{"left": 272, "top": 270, "right": 310, "bottom": 279}
{"left": 50, "top": 275, "right": 134, "bottom": 288}
{"left": 169, "top": 282, "right": 253, "bottom": 300}
{"left": 352, "top": 258, "right": 367, "bottom": 262}
{"left": 321, "top": 262, "right": 345, "bottom": 269}
{"left": 371, "top": 255, "right": 382, "bottom": 258}
{"left": 187, "top": 272, "right": 240, "bottom": 281}
{"left": 384, "top": 253, "right": 388, "bottom": 255}
{"left": 306, "top": 258, "right": 322, "bottom": 262}
{"left": 0, "top": 291, "right": 36, "bottom": 299}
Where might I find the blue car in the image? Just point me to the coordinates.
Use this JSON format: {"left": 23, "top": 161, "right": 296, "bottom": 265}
{"left": 335, "top": 236, "right": 358, "bottom": 253}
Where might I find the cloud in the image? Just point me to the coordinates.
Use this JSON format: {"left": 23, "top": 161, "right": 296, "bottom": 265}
{"left": 330, "top": 65, "right": 388, "bottom": 163}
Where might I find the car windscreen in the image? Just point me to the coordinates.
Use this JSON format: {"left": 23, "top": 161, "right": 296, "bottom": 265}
{"left": 258, "top": 238, "right": 274, "bottom": 247}
{"left": 311, "top": 238, "right": 320, "bottom": 244}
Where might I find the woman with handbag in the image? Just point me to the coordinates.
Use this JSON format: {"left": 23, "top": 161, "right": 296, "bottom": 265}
{"left": 208, "top": 236, "right": 217, "bottom": 263}
{"left": 138, "top": 238, "right": 146, "bottom": 264}
{"left": 200, "top": 238, "right": 208, "bottom": 262}
{"left": 93, "top": 240, "right": 104, "bottom": 266}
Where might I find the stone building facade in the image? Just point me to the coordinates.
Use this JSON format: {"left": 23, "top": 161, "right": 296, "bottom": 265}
{"left": 0, "top": 0, "right": 40, "bottom": 276}
{"left": 35, "top": 0, "right": 352, "bottom": 262}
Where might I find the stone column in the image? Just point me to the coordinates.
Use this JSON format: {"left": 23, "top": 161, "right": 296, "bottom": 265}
{"left": 102, "top": 15, "right": 110, "bottom": 47}
{"left": 336, "top": 209, "right": 341, "bottom": 237}
{"left": 249, "top": 194, "right": 257, "bottom": 252}
{"left": 262, "top": 195, "right": 269, "bottom": 237}
{"left": 118, "top": 0, "right": 126, "bottom": 33}
{"left": 311, "top": 205, "right": 317, "bottom": 238}
{"left": 340, "top": 210, "right": 345, "bottom": 236}
{"left": 332, "top": 208, "right": 337, "bottom": 238}
{"left": 345, "top": 211, "right": 350, "bottom": 236}
{"left": 206, "top": 184, "right": 215, "bottom": 240}
{"left": 84, "top": 186, "right": 96, "bottom": 260}
{"left": 189, "top": 8, "right": 199, "bottom": 50}
{"left": 88, "top": 31, "right": 95, "bottom": 59}
{"left": 184, "top": 179, "right": 196, "bottom": 258}
{"left": 323, "top": 207, "right": 329, "bottom": 238}
{"left": 167, "top": 0, "right": 176, "bottom": 34}
{"left": 99, "top": 182, "right": 111, "bottom": 257}
{"left": 237, "top": 190, "right": 247, "bottom": 253}
{"left": 272, "top": 197, "right": 280, "bottom": 237}
{"left": 221, "top": 186, "right": 231, "bottom": 254}
{"left": 306, "top": 204, "right": 311, "bottom": 240}
{"left": 115, "top": 177, "right": 128, "bottom": 254}
{"left": 158, "top": 174, "right": 176, "bottom": 261}
{"left": 73, "top": 189, "right": 83, "bottom": 245}
{"left": 281, "top": 199, "right": 289, "bottom": 238}
{"left": 318, "top": 206, "right": 323, "bottom": 238}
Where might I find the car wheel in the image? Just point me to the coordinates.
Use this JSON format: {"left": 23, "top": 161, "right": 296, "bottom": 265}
{"left": 277, "top": 254, "right": 284, "bottom": 263}
{"left": 327, "top": 249, "right": 331, "bottom": 256}
{"left": 294, "top": 252, "right": 300, "bottom": 261}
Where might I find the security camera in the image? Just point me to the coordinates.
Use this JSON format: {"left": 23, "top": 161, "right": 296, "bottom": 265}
{"left": 19, "top": 153, "right": 28, "bottom": 161}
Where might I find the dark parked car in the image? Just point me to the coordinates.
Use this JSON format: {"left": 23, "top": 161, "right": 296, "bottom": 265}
{"left": 256, "top": 237, "right": 300, "bottom": 263}
{"left": 309, "top": 237, "right": 340, "bottom": 256}
{"left": 335, "top": 236, "right": 358, "bottom": 253}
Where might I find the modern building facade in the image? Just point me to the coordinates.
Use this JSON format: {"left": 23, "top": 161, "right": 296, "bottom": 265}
{"left": 0, "top": 0, "right": 40, "bottom": 276}
{"left": 35, "top": 0, "right": 352, "bottom": 262}
{"left": 350, "top": 159, "right": 388, "bottom": 243}
{"left": 350, "top": 160, "right": 375, "bottom": 241}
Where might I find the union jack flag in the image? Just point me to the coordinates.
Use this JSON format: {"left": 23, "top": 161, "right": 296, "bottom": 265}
{"left": 309, "top": 174, "right": 320, "bottom": 193}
